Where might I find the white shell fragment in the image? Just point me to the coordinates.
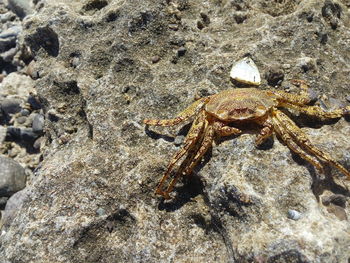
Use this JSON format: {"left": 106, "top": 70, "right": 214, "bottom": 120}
{"left": 230, "top": 57, "right": 261, "bottom": 85}
{"left": 287, "top": 209, "right": 302, "bottom": 220}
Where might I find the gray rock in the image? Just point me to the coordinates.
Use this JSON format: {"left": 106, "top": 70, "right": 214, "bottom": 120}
{"left": 16, "top": 116, "right": 27, "bottom": 124}
{"left": 20, "top": 109, "right": 30, "bottom": 116}
{"left": 2, "top": 188, "right": 30, "bottom": 227}
{"left": 32, "top": 113, "right": 44, "bottom": 133}
{"left": 1, "top": 98, "right": 21, "bottom": 114}
{"left": 0, "top": 156, "right": 26, "bottom": 197}
{"left": 7, "top": 0, "right": 33, "bottom": 18}
{"left": 1, "top": 0, "right": 350, "bottom": 262}
{"left": 6, "top": 126, "right": 39, "bottom": 142}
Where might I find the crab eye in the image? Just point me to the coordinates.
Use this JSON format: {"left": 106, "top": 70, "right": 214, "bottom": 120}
{"left": 217, "top": 109, "right": 228, "bottom": 118}
{"left": 256, "top": 105, "right": 266, "bottom": 116}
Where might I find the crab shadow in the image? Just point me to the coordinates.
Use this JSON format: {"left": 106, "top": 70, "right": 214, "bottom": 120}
{"left": 157, "top": 173, "right": 206, "bottom": 212}
{"left": 157, "top": 148, "right": 212, "bottom": 212}
{"left": 144, "top": 122, "right": 193, "bottom": 142}
{"left": 144, "top": 125, "right": 174, "bottom": 142}
{"left": 290, "top": 152, "right": 350, "bottom": 201}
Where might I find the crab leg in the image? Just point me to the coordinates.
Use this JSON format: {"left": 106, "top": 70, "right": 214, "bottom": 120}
{"left": 213, "top": 121, "right": 242, "bottom": 137}
{"left": 255, "top": 117, "right": 274, "bottom": 146}
{"left": 272, "top": 110, "right": 324, "bottom": 174}
{"left": 283, "top": 103, "right": 350, "bottom": 121}
{"left": 158, "top": 131, "right": 205, "bottom": 199}
{"left": 273, "top": 80, "right": 313, "bottom": 106}
{"left": 159, "top": 122, "right": 214, "bottom": 199}
{"left": 183, "top": 124, "right": 215, "bottom": 176}
{"left": 274, "top": 109, "right": 350, "bottom": 178}
{"left": 155, "top": 111, "right": 206, "bottom": 198}
{"left": 144, "top": 97, "right": 209, "bottom": 126}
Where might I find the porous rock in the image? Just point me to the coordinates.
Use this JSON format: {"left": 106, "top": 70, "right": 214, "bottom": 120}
{"left": 1, "top": 0, "right": 350, "bottom": 262}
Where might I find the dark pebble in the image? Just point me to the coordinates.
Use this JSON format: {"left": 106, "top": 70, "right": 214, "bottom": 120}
{"left": 0, "top": 156, "right": 26, "bottom": 197}
{"left": 265, "top": 66, "right": 284, "bottom": 86}
{"left": 6, "top": 126, "right": 39, "bottom": 142}
{"left": 1, "top": 98, "right": 21, "bottom": 114}
{"left": 197, "top": 20, "right": 204, "bottom": 30}
{"left": 177, "top": 47, "right": 187, "bottom": 57}
{"left": 32, "top": 114, "right": 44, "bottom": 133}
{"left": 27, "top": 95, "right": 41, "bottom": 110}
{"left": 200, "top": 12, "right": 210, "bottom": 25}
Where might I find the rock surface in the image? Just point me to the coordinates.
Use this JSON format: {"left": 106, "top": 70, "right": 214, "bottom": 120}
{"left": 1, "top": 0, "right": 350, "bottom": 262}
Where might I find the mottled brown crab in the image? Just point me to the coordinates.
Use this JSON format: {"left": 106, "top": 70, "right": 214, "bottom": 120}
{"left": 144, "top": 80, "right": 350, "bottom": 199}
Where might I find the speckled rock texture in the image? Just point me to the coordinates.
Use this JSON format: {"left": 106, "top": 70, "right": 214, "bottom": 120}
{"left": 1, "top": 0, "right": 350, "bottom": 262}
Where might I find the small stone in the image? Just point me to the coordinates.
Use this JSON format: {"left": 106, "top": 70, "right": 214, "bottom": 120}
{"left": 8, "top": 0, "right": 34, "bottom": 18}
{"left": 16, "top": 116, "right": 27, "bottom": 124}
{"left": 1, "top": 98, "right": 22, "bottom": 114}
{"left": 0, "top": 156, "right": 26, "bottom": 197}
{"left": 287, "top": 209, "right": 301, "bottom": 220}
{"left": 96, "top": 207, "right": 106, "bottom": 216}
{"left": 20, "top": 109, "right": 30, "bottom": 116}
{"left": 177, "top": 47, "right": 187, "bottom": 57}
{"left": 27, "top": 95, "right": 41, "bottom": 110}
{"left": 32, "top": 114, "right": 44, "bottom": 133}
{"left": 151, "top": 56, "right": 160, "bottom": 64}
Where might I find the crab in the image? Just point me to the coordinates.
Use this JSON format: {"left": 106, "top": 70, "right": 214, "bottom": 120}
{"left": 144, "top": 80, "right": 350, "bottom": 199}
